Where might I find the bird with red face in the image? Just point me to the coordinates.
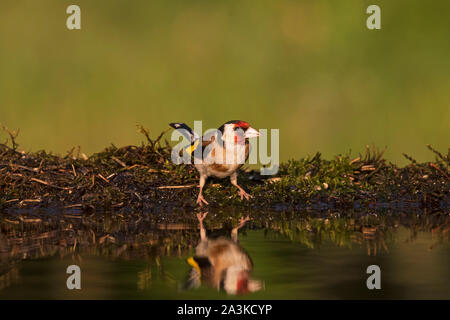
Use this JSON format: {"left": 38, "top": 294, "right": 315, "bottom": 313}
{"left": 181, "top": 212, "right": 263, "bottom": 295}
{"left": 169, "top": 120, "right": 260, "bottom": 206}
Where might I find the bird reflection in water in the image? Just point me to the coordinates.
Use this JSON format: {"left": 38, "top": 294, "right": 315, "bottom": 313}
{"left": 181, "top": 212, "right": 263, "bottom": 295}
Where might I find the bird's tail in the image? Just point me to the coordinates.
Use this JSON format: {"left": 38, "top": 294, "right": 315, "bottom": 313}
{"left": 169, "top": 122, "right": 199, "bottom": 142}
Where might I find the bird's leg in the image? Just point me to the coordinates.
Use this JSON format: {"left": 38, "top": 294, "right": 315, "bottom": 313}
{"left": 230, "top": 172, "right": 252, "bottom": 200}
{"left": 231, "top": 216, "right": 250, "bottom": 242}
{"left": 196, "top": 212, "right": 208, "bottom": 241}
{"left": 196, "top": 175, "right": 209, "bottom": 206}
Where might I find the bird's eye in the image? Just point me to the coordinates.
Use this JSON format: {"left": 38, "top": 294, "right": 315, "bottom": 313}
{"left": 234, "top": 126, "right": 241, "bottom": 131}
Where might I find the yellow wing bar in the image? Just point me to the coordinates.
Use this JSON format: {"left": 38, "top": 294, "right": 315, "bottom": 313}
{"left": 185, "top": 139, "right": 200, "bottom": 155}
{"left": 187, "top": 256, "right": 201, "bottom": 276}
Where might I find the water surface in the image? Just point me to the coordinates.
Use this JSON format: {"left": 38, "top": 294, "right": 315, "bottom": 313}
{"left": 0, "top": 209, "right": 448, "bottom": 299}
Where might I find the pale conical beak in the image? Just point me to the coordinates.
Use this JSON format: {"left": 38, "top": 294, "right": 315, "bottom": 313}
{"left": 244, "top": 127, "right": 260, "bottom": 138}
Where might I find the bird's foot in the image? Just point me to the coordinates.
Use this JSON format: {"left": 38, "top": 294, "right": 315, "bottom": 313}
{"left": 196, "top": 194, "right": 209, "bottom": 206}
{"left": 237, "top": 216, "right": 251, "bottom": 229}
{"left": 196, "top": 212, "right": 208, "bottom": 222}
{"left": 238, "top": 189, "right": 252, "bottom": 201}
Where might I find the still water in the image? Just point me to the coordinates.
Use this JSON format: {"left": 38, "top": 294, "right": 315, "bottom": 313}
{"left": 0, "top": 209, "right": 449, "bottom": 299}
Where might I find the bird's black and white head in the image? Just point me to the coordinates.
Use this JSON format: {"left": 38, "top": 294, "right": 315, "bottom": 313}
{"left": 218, "top": 120, "right": 260, "bottom": 145}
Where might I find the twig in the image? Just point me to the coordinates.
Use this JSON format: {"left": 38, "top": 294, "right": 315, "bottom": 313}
{"left": 64, "top": 204, "right": 83, "bottom": 209}
{"left": 361, "top": 165, "right": 376, "bottom": 171}
{"left": 112, "top": 156, "right": 127, "bottom": 167}
{"left": 429, "top": 162, "right": 450, "bottom": 180}
{"left": 111, "top": 202, "right": 124, "bottom": 207}
{"left": 19, "top": 199, "right": 42, "bottom": 204}
{"left": 0, "top": 123, "right": 19, "bottom": 151}
{"left": 97, "top": 174, "right": 110, "bottom": 183}
{"left": 157, "top": 184, "right": 198, "bottom": 189}
{"left": 136, "top": 124, "right": 154, "bottom": 148}
{"left": 126, "top": 164, "right": 140, "bottom": 170}
{"left": 3, "top": 218, "right": 20, "bottom": 224}
{"left": 156, "top": 183, "right": 220, "bottom": 189}
{"left": 19, "top": 216, "right": 42, "bottom": 223}
{"left": 8, "top": 163, "right": 39, "bottom": 173}
{"left": 154, "top": 128, "right": 171, "bottom": 147}
{"left": 38, "top": 159, "right": 44, "bottom": 171}
{"left": 149, "top": 168, "right": 171, "bottom": 173}
{"left": 30, "top": 178, "right": 72, "bottom": 190}
{"left": 106, "top": 173, "right": 116, "bottom": 180}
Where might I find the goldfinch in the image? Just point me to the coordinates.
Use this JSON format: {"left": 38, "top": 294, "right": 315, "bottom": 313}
{"left": 182, "top": 212, "right": 263, "bottom": 295}
{"left": 169, "top": 120, "right": 260, "bottom": 206}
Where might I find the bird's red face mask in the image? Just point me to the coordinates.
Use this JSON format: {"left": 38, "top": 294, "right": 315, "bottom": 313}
{"left": 236, "top": 270, "right": 250, "bottom": 294}
{"left": 223, "top": 267, "right": 263, "bottom": 295}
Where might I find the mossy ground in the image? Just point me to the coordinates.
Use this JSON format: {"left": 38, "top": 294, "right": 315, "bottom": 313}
{"left": 0, "top": 125, "right": 449, "bottom": 212}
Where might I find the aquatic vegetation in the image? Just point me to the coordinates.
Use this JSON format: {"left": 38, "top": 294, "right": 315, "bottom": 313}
{"left": 0, "top": 125, "right": 449, "bottom": 211}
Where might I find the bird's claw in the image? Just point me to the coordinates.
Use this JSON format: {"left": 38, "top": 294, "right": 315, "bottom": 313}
{"left": 196, "top": 194, "right": 209, "bottom": 206}
{"left": 196, "top": 212, "right": 208, "bottom": 222}
{"left": 233, "top": 216, "right": 251, "bottom": 231}
{"left": 238, "top": 216, "right": 251, "bottom": 228}
{"left": 238, "top": 189, "right": 252, "bottom": 201}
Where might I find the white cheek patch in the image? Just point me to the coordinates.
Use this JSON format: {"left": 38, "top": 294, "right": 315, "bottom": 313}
{"left": 220, "top": 142, "right": 247, "bottom": 164}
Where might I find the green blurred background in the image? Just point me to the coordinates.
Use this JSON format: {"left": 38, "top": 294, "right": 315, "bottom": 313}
{"left": 0, "top": 0, "right": 449, "bottom": 164}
